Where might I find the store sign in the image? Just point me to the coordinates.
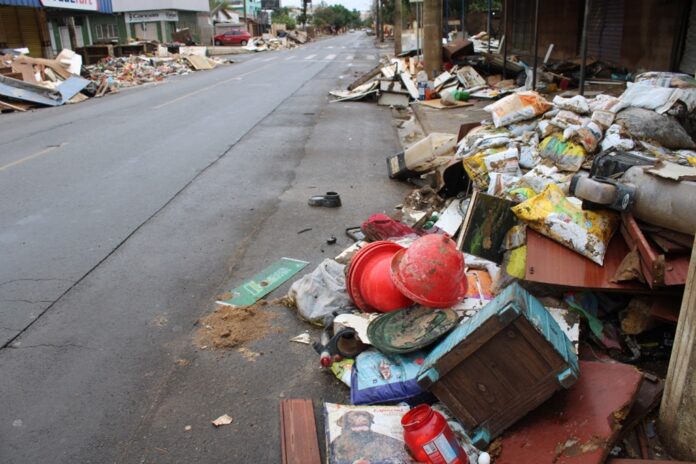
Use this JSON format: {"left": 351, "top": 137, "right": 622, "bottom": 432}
{"left": 40, "top": 0, "right": 99, "bottom": 11}
{"left": 125, "top": 11, "right": 179, "bottom": 24}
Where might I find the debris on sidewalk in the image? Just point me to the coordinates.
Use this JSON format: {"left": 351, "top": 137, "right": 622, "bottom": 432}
{"left": 195, "top": 300, "right": 278, "bottom": 350}
{"left": 0, "top": 46, "right": 235, "bottom": 113}
{"left": 217, "top": 258, "right": 308, "bottom": 307}
{"left": 278, "top": 44, "right": 696, "bottom": 461}
{"left": 212, "top": 414, "right": 233, "bottom": 427}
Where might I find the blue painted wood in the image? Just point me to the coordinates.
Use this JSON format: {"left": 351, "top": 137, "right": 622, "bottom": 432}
{"left": 417, "top": 282, "right": 579, "bottom": 388}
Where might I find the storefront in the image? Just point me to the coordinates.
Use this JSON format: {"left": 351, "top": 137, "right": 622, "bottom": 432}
{"left": 112, "top": 0, "right": 212, "bottom": 44}
{"left": 0, "top": 0, "right": 113, "bottom": 57}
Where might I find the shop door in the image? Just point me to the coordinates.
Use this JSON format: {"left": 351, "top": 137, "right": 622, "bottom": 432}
{"left": 135, "top": 23, "right": 159, "bottom": 41}
{"left": 58, "top": 25, "right": 84, "bottom": 50}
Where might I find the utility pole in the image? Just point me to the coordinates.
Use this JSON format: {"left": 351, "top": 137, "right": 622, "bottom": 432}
{"left": 659, "top": 238, "right": 696, "bottom": 461}
{"left": 394, "top": 0, "right": 402, "bottom": 54}
{"left": 378, "top": 0, "right": 384, "bottom": 42}
{"left": 302, "top": 0, "right": 308, "bottom": 30}
{"left": 244, "top": 0, "right": 248, "bottom": 33}
{"left": 459, "top": 0, "right": 466, "bottom": 37}
{"left": 423, "top": 0, "right": 442, "bottom": 79}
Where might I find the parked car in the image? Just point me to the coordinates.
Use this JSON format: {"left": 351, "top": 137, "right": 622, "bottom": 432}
{"left": 214, "top": 30, "right": 251, "bottom": 46}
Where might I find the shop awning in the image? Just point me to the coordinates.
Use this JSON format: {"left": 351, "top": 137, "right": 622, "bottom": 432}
{"left": 0, "top": 0, "right": 113, "bottom": 13}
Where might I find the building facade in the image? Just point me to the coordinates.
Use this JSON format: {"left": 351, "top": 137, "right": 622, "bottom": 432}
{"left": 0, "top": 0, "right": 213, "bottom": 58}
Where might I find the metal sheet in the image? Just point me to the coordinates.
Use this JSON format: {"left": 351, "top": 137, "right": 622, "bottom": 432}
{"left": 57, "top": 75, "right": 90, "bottom": 101}
{"left": 525, "top": 229, "right": 646, "bottom": 291}
{"left": 0, "top": 75, "right": 62, "bottom": 106}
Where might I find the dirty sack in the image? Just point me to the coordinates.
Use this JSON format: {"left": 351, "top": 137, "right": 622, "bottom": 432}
{"left": 484, "top": 91, "right": 552, "bottom": 128}
{"left": 288, "top": 259, "right": 354, "bottom": 324}
{"left": 538, "top": 133, "right": 587, "bottom": 172}
{"left": 512, "top": 183, "right": 619, "bottom": 265}
{"left": 350, "top": 349, "right": 427, "bottom": 405}
{"left": 615, "top": 107, "right": 696, "bottom": 150}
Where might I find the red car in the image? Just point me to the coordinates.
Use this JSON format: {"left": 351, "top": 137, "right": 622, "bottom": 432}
{"left": 214, "top": 30, "right": 251, "bottom": 46}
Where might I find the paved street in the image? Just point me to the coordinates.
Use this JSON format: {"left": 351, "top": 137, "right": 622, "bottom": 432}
{"left": 0, "top": 33, "right": 409, "bottom": 463}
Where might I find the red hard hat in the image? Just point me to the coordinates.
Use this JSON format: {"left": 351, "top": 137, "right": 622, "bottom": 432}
{"left": 390, "top": 234, "right": 467, "bottom": 308}
{"left": 347, "top": 241, "right": 413, "bottom": 313}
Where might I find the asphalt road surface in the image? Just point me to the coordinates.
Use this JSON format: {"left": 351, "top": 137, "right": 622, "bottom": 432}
{"left": 0, "top": 33, "right": 410, "bottom": 463}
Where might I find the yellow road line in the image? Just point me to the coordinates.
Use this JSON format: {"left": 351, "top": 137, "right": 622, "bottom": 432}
{"left": 0, "top": 143, "right": 68, "bottom": 173}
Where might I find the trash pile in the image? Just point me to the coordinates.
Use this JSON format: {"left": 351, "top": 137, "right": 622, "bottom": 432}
{"left": 0, "top": 47, "right": 232, "bottom": 113}
{"left": 243, "top": 33, "right": 301, "bottom": 52}
{"left": 329, "top": 54, "right": 516, "bottom": 107}
{"left": 275, "top": 65, "right": 695, "bottom": 462}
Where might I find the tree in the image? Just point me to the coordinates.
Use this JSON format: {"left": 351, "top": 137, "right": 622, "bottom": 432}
{"left": 272, "top": 6, "right": 297, "bottom": 30}
{"left": 312, "top": 3, "right": 362, "bottom": 30}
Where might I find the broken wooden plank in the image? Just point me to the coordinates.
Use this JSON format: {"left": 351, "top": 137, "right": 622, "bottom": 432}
{"left": 525, "top": 229, "right": 647, "bottom": 291}
{"left": 495, "top": 361, "right": 643, "bottom": 464}
{"left": 0, "top": 98, "right": 32, "bottom": 112}
{"left": 13, "top": 56, "right": 73, "bottom": 80}
{"left": 399, "top": 71, "right": 419, "bottom": 100}
{"left": 347, "top": 63, "right": 382, "bottom": 91}
{"left": 280, "top": 399, "right": 321, "bottom": 464}
{"left": 418, "top": 98, "right": 473, "bottom": 110}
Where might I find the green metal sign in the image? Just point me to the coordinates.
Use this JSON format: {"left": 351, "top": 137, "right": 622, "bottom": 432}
{"left": 217, "top": 258, "right": 309, "bottom": 307}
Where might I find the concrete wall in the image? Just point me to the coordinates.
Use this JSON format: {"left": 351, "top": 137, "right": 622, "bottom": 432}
{"left": 112, "top": 0, "right": 208, "bottom": 13}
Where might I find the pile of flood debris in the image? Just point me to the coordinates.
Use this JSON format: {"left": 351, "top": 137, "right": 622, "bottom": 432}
{"left": 213, "top": 54, "right": 695, "bottom": 461}
{"left": 0, "top": 47, "right": 232, "bottom": 113}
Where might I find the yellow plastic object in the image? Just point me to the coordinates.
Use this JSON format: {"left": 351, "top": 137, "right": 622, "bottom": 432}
{"left": 511, "top": 184, "right": 619, "bottom": 265}
{"left": 538, "top": 134, "right": 587, "bottom": 172}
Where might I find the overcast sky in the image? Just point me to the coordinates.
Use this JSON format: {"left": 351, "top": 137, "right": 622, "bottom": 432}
{"left": 281, "top": 0, "right": 372, "bottom": 13}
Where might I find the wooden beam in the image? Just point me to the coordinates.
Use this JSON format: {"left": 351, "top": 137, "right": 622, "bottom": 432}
{"left": 279, "top": 399, "right": 321, "bottom": 464}
{"left": 659, "top": 237, "right": 696, "bottom": 459}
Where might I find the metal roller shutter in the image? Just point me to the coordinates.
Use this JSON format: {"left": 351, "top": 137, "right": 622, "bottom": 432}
{"left": 0, "top": 7, "right": 24, "bottom": 48}
{"left": 16, "top": 6, "right": 42, "bottom": 57}
{"left": 680, "top": 0, "right": 696, "bottom": 74}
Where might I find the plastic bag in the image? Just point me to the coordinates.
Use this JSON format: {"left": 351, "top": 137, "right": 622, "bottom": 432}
{"left": 484, "top": 91, "right": 552, "bottom": 127}
{"left": 512, "top": 183, "right": 619, "bottom": 265}
{"left": 463, "top": 147, "right": 521, "bottom": 189}
{"left": 351, "top": 349, "right": 426, "bottom": 405}
{"left": 487, "top": 172, "right": 521, "bottom": 198}
{"left": 553, "top": 95, "right": 590, "bottom": 114}
{"left": 601, "top": 124, "right": 635, "bottom": 151}
{"left": 288, "top": 259, "right": 355, "bottom": 324}
{"left": 520, "top": 164, "right": 571, "bottom": 193}
{"left": 539, "top": 133, "right": 587, "bottom": 171}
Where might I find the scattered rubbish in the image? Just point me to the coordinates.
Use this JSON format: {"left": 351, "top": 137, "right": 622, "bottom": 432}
{"left": 212, "top": 414, "right": 233, "bottom": 427}
{"left": 280, "top": 399, "right": 321, "bottom": 464}
{"left": 288, "top": 258, "right": 354, "bottom": 324}
{"left": 347, "top": 241, "right": 413, "bottom": 313}
{"left": 402, "top": 404, "right": 468, "bottom": 464}
{"left": 308, "top": 192, "right": 342, "bottom": 207}
{"left": 218, "top": 258, "right": 308, "bottom": 307}
{"left": 367, "top": 306, "right": 459, "bottom": 355}
{"left": 391, "top": 235, "right": 468, "bottom": 308}
{"left": 417, "top": 283, "right": 579, "bottom": 447}
{"left": 459, "top": 190, "right": 517, "bottom": 264}
{"left": 324, "top": 403, "right": 414, "bottom": 464}
{"left": 326, "top": 236, "right": 337, "bottom": 245}
{"left": 495, "top": 361, "right": 643, "bottom": 464}
{"left": 351, "top": 349, "right": 427, "bottom": 405}
{"left": 290, "top": 333, "right": 311, "bottom": 345}
{"left": 297, "top": 228, "right": 312, "bottom": 234}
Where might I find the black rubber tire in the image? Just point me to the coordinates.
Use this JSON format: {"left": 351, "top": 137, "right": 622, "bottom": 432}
{"left": 215, "top": 40, "right": 222, "bottom": 46}
{"left": 240, "top": 40, "right": 248, "bottom": 46}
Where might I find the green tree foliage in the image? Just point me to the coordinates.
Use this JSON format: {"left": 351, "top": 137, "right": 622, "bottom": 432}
{"left": 312, "top": 3, "right": 362, "bottom": 30}
{"left": 272, "top": 6, "right": 297, "bottom": 30}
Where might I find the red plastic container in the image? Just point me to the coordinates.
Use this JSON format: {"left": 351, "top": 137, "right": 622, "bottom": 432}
{"left": 347, "top": 241, "right": 413, "bottom": 313}
{"left": 401, "top": 404, "right": 468, "bottom": 464}
{"left": 391, "top": 234, "right": 467, "bottom": 308}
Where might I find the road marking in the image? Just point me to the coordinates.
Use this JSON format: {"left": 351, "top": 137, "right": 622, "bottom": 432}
{"left": 325, "top": 54, "right": 336, "bottom": 60}
{"left": 0, "top": 143, "right": 67, "bottom": 173}
{"left": 345, "top": 55, "right": 354, "bottom": 60}
{"left": 153, "top": 63, "right": 273, "bottom": 109}
{"left": 304, "top": 54, "right": 316, "bottom": 60}
{"left": 261, "top": 56, "right": 276, "bottom": 62}
{"left": 284, "top": 55, "right": 294, "bottom": 60}
{"left": 365, "top": 54, "right": 375, "bottom": 60}
{"left": 326, "top": 46, "right": 334, "bottom": 49}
